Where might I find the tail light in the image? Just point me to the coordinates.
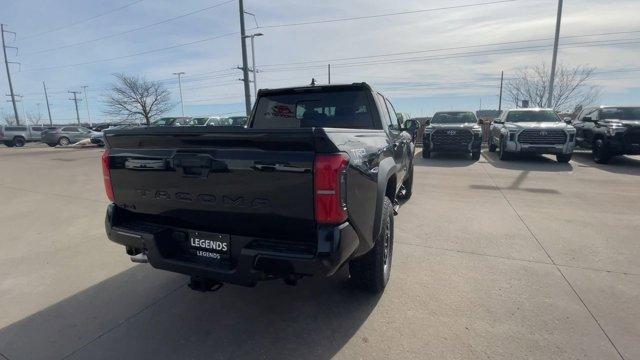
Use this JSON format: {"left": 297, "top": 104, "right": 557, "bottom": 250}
{"left": 101, "top": 150, "right": 115, "bottom": 202}
{"left": 314, "top": 153, "right": 349, "bottom": 224}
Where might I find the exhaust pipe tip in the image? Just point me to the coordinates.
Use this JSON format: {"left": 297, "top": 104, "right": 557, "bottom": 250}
{"left": 130, "top": 253, "right": 149, "bottom": 263}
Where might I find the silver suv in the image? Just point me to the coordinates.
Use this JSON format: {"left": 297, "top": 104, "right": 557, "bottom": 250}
{"left": 0, "top": 125, "right": 48, "bottom": 147}
{"left": 488, "top": 108, "right": 576, "bottom": 163}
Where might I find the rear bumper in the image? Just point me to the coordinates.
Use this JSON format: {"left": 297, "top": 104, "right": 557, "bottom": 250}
{"left": 105, "top": 204, "right": 360, "bottom": 287}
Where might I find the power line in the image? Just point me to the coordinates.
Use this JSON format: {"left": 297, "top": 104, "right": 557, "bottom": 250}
{"left": 260, "top": 38, "right": 640, "bottom": 72}
{"left": 258, "top": 0, "right": 524, "bottom": 29}
{"left": 25, "top": 31, "right": 238, "bottom": 72}
{"left": 260, "top": 30, "right": 640, "bottom": 68}
{"left": 22, "top": 0, "right": 144, "bottom": 40}
{"left": 24, "top": 0, "right": 235, "bottom": 55}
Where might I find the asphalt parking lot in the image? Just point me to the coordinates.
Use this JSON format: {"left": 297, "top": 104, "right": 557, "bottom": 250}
{"left": 0, "top": 144, "right": 638, "bottom": 360}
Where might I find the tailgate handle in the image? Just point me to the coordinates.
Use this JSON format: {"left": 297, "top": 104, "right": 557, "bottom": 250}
{"left": 172, "top": 154, "right": 214, "bottom": 178}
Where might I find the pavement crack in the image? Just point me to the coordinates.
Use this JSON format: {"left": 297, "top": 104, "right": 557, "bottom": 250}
{"left": 479, "top": 162, "right": 626, "bottom": 360}
{"left": 0, "top": 351, "right": 10, "bottom": 360}
{"left": 60, "top": 282, "right": 187, "bottom": 360}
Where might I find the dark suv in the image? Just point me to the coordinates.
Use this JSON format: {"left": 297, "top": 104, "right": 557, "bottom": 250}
{"left": 573, "top": 106, "right": 640, "bottom": 163}
{"left": 422, "top": 111, "right": 483, "bottom": 160}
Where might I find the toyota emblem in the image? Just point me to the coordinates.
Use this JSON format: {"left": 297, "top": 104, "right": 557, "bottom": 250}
{"left": 446, "top": 130, "right": 457, "bottom": 135}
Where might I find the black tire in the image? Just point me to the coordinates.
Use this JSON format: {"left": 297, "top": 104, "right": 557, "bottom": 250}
{"left": 422, "top": 150, "right": 430, "bottom": 159}
{"left": 58, "top": 137, "right": 70, "bottom": 146}
{"left": 556, "top": 153, "right": 572, "bottom": 163}
{"left": 3, "top": 141, "right": 15, "bottom": 147}
{"left": 471, "top": 150, "right": 481, "bottom": 160}
{"left": 592, "top": 139, "right": 611, "bottom": 164}
{"left": 499, "top": 137, "right": 511, "bottom": 161}
{"left": 488, "top": 137, "right": 497, "bottom": 152}
{"left": 13, "top": 137, "right": 25, "bottom": 147}
{"left": 350, "top": 196, "right": 394, "bottom": 293}
{"left": 397, "top": 163, "right": 413, "bottom": 200}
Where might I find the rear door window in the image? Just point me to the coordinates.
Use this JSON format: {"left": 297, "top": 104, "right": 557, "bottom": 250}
{"left": 252, "top": 88, "right": 373, "bottom": 129}
{"left": 61, "top": 127, "right": 79, "bottom": 132}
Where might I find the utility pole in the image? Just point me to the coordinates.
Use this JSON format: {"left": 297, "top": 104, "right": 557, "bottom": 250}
{"left": 173, "top": 72, "right": 185, "bottom": 116}
{"left": 81, "top": 85, "right": 92, "bottom": 126}
{"left": 328, "top": 64, "right": 331, "bottom": 84}
{"left": 498, "top": 70, "right": 504, "bottom": 112}
{"left": 68, "top": 90, "right": 81, "bottom": 125}
{"left": 238, "top": 0, "right": 252, "bottom": 117}
{"left": 1, "top": 24, "right": 20, "bottom": 125}
{"left": 243, "top": 33, "right": 263, "bottom": 101}
{"left": 547, "top": 0, "right": 563, "bottom": 109}
{"left": 43, "top": 81, "right": 52, "bottom": 125}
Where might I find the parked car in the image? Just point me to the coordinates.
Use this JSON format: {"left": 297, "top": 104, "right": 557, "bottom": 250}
{"left": 91, "top": 125, "right": 136, "bottom": 146}
{"left": 422, "top": 111, "right": 483, "bottom": 160}
{"left": 573, "top": 106, "right": 640, "bottom": 163}
{"left": 150, "top": 117, "right": 193, "bottom": 127}
{"left": 0, "top": 125, "right": 48, "bottom": 147}
{"left": 41, "top": 126, "right": 95, "bottom": 146}
{"left": 488, "top": 108, "right": 576, "bottom": 163}
{"left": 102, "top": 82, "right": 414, "bottom": 293}
{"left": 227, "top": 116, "right": 248, "bottom": 126}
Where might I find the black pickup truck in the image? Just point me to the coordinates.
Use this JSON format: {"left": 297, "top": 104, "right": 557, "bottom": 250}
{"left": 102, "top": 83, "right": 414, "bottom": 293}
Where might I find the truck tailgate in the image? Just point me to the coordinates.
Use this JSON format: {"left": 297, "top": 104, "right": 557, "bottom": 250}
{"left": 104, "top": 128, "right": 319, "bottom": 241}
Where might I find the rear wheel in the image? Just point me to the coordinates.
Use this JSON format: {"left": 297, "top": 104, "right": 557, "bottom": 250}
{"left": 13, "top": 137, "right": 25, "bottom": 147}
{"left": 58, "top": 137, "right": 70, "bottom": 146}
{"left": 592, "top": 139, "right": 611, "bottom": 164}
{"left": 350, "top": 196, "right": 393, "bottom": 293}
{"left": 556, "top": 153, "right": 572, "bottom": 163}
{"left": 499, "top": 137, "right": 511, "bottom": 161}
{"left": 3, "top": 141, "right": 14, "bottom": 147}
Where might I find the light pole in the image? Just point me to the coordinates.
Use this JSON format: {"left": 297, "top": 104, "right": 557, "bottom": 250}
{"left": 173, "top": 71, "right": 185, "bottom": 116}
{"left": 243, "top": 33, "right": 263, "bottom": 102}
{"left": 81, "top": 85, "right": 92, "bottom": 126}
{"left": 547, "top": 0, "right": 563, "bottom": 109}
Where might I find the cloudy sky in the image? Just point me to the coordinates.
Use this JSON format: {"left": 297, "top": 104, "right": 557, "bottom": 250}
{"left": 1, "top": 0, "right": 639, "bottom": 123}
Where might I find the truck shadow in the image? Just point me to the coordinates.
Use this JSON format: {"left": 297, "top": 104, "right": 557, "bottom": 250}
{"left": 414, "top": 150, "right": 478, "bottom": 168}
{"left": 571, "top": 151, "right": 640, "bottom": 176}
{"left": 0, "top": 265, "right": 379, "bottom": 360}
{"left": 482, "top": 150, "right": 573, "bottom": 172}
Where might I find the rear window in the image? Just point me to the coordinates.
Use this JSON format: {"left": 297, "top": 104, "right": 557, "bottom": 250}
{"left": 252, "top": 89, "right": 373, "bottom": 129}
{"left": 5, "top": 126, "right": 27, "bottom": 131}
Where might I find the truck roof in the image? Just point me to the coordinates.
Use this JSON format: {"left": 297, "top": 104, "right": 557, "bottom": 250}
{"left": 257, "top": 82, "right": 372, "bottom": 95}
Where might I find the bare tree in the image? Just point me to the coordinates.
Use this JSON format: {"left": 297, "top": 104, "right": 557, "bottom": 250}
{"left": 103, "top": 73, "right": 174, "bottom": 125}
{"left": 1, "top": 109, "right": 17, "bottom": 125}
{"left": 26, "top": 110, "right": 43, "bottom": 125}
{"left": 506, "top": 63, "right": 600, "bottom": 113}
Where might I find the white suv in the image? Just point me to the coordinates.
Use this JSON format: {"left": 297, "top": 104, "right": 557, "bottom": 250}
{"left": 488, "top": 108, "right": 576, "bottom": 163}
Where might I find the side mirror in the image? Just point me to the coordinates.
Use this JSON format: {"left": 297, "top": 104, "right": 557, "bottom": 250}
{"left": 403, "top": 119, "right": 417, "bottom": 131}
{"left": 494, "top": 119, "right": 503, "bottom": 124}
{"left": 583, "top": 116, "right": 593, "bottom": 122}
{"left": 563, "top": 117, "right": 572, "bottom": 124}
{"left": 477, "top": 118, "right": 484, "bottom": 125}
